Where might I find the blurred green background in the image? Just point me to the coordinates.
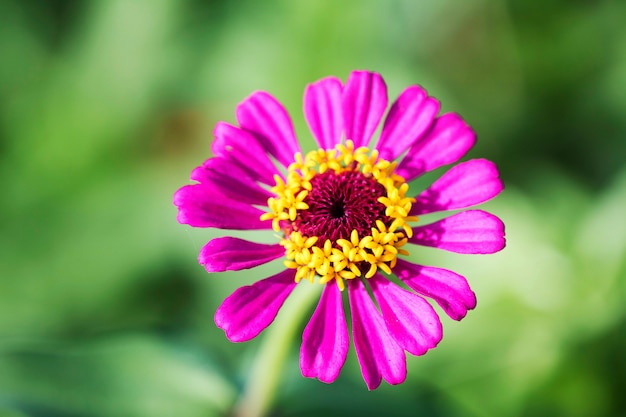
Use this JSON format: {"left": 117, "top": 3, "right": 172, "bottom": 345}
{"left": 1, "top": 0, "right": 626, "bottom": 416}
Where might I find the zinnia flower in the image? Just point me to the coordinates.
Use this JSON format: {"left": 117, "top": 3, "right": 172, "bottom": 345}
{"left": 173, "top": 70, "right": 505, "bottom": 389}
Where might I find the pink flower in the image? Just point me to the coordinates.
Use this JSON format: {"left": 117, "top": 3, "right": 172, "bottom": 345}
{"left": 173, "top": 71, "right": 505, "bottom": 389}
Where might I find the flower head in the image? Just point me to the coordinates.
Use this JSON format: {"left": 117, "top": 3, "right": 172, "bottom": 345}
{"left": 173, "top": 71, "right": 505, "bottom": 389}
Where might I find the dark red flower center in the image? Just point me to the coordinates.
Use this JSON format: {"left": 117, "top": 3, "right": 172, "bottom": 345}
{"left": 293, "top": 170, "right": 388, "bottom": 242}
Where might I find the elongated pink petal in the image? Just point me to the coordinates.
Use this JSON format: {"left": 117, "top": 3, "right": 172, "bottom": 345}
{"left": 396, "top": 113, "right": 476, "bottom": 181}
{"left": 199, "top": 237, "right": 284, "bottom": 272}
{"left": 211, "top": 122, "right": 280, "bottom": 185}
{"left": 348, "top": 279, "right": 406, "bottom": 390}
{"left": 411, "top": 159, "right": 503, "bottom": 215}
{"left": 300, "top": 283, "right": 349, "bottom": 383}
{"left": 215, "top": 269, "right": 297, "bottom": 342}
{"left": 190, "top": 158, "right": 272, "bottom": 206}
{"left": 191, "top": 157, "right": 253, "bottom": 185}
{"left": 173, "top": 184, "right": 269, "bottom": 230}
{"left": 410, "top": 210, "right": 506, "bottom": 254}
{"left": 304, "top": 77, "right": 344, "bottom": 150}
{"left": 376, "top": 85, "right": 440, "bottom": 161}
{"left": 236, "top": 91, "right": 300, "bottom": 168}
{"left": 342, "top": 71, "right": 387, "bottom": 148}
{"left": 394, "top": 259, "right": 476, "bottom": 320}
{"left": 369, "top": 274, "right": 442, "bottom": 356}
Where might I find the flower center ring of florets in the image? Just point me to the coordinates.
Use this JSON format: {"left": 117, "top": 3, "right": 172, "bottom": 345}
{"left": 260, "top": 140, "right": 418, "bottom": 291}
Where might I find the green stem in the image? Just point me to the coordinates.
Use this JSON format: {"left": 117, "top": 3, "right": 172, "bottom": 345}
{"left": 233, "top": 283, "right": 319, "bottom": 417}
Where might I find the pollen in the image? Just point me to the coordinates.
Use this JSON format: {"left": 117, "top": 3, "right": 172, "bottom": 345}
{"left": 261, "top": 140, "right": 417, "bottom": 290}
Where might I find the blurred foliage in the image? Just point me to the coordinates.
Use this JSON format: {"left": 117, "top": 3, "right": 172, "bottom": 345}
{"left": 1, "top": 0, "right": 625, "bottom": 416}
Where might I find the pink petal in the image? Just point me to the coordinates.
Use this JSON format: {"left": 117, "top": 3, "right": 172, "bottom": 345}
{"left": 190, "top": 157, "right": 248, "bottom": 184}
{"left": 342, "top": 71, "right": 388, "bottom": 148}
{"left": 369, "top": 274, "right": 442, "bottom": 356}
{"left": 214, "top": 269, "right": 297, "bottom": 342}
{"left": 411, "top": 159, "right": 503, "bottom": 215}
{"left": 396, "top": 113, "right": 476, "bottom": 181}
{"left": 199, "top": 237, "right": 285, "bottom": 272}
{"left": 211, "top": 122, "right": 280, "bottom": 185}
{"left": 190, "top": 158, "right": 272, "bottom": 206}
{"left": 300, "top": 283, "right": 349, "bottom": 383}
{"left": 236, "top": 91, "right": 300, "bottom": 168}
{"left": 173, "top": 184, "right": 269, "bottom": 230}
{"left": 376, "top": 85, "right": 440, "bottom": 161}
{"left": 394, "top": 259, "right": 476, "bottom": 321}
{"left": 409, "top": 210, "right": 506, "bottom": 254}
{"left": 348, "top": 279, "right": 406, "bottom": 390}
{"left": 304, "top": 76, "right": 344, "bottom": 150}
